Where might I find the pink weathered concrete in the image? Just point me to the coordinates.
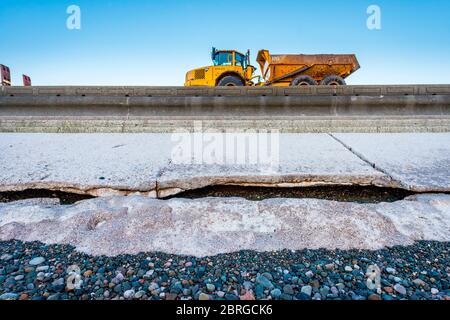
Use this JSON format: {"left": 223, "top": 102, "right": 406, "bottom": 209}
{"left": 0, "top": 194, "right": 449, "bottom": 257}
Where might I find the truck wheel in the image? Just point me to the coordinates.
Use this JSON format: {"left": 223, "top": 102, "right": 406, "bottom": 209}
{"left": 291, "top": 75, "right": 317, "bottom": 86}
{"left": 217, "top": 76, "right": 244, "bottom": 86}
{"left": 320, "top": 75, "right": 346, "bottom": 86}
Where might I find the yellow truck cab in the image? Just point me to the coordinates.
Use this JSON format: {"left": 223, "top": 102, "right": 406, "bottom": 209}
{"left": 185, "top": 48, "right": 256, "bottom": 86}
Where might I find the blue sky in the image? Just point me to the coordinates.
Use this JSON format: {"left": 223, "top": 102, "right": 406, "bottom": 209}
{"left": 1, "top": 0, "right": 449, "bottom": 85}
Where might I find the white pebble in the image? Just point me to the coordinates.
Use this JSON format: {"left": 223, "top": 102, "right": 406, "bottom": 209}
{"left": 386, "top": 267, "right": 396, "bottom": 274}
{"left": 124, "top": 289, "right": 135, "bottom": 299}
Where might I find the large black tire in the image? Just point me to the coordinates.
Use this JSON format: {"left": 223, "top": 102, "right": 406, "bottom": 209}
{"left": 291, "top": 75, "right": 318, "bottom": 86}
{"left": 320, "top": 75, "right": 346, "bottom": 86}
{"left": 217, "top": 76, "right": 244, "bottom": 86}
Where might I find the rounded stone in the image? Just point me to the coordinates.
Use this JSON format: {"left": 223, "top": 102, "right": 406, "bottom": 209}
{"left": 301, "top": 285, "right": 312, "bottom": 296}
{"left": 270, "top": 289, "right": 282, "bottom": 299}
{"left": 124, "top": 289, "right": 135, "bottom": 299}
{"left": 199, "top": 293, "right": 210, "bottom": 301}
{"left": 394, "top": 284, "right": 407, "bottom": 295}
{"left": 29, "top": 257, "right": 45, "bottom": 266}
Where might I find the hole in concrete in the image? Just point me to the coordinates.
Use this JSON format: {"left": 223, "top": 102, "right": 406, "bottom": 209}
{"left": 0, "top": 190, "right": 94, "bottom": 205}
{"left": 167, "top": 185, "right": 418, "bottom": 203}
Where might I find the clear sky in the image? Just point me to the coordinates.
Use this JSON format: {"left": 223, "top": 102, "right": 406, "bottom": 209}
{"left": 1, "top": 0, "right": 449, "bottom": 86}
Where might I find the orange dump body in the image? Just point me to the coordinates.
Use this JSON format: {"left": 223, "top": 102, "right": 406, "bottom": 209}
{"left": 256, "top": 50, "right": 360, "bottom": 86}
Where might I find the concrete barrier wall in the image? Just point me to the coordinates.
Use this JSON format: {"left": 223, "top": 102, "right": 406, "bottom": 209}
{"left": 2, "top": 85, "right": 450, "bottom": 97}
{"left": 1, "top": 95, "right": 450, "bottom": 116}
{"left": 1, "top": 85, "right": 450, "bottom": 133}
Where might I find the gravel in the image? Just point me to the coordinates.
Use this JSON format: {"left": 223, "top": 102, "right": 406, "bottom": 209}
{"left": 0, "top": 240, "right": 448, "bottom": 301}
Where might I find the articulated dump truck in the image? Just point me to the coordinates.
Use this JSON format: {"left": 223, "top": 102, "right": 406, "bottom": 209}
{"left": 185, "top": 48, "right": 360, "bottom": 87}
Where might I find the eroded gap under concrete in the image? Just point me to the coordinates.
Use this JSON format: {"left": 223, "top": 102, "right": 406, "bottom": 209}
{"left": 0, "top": 189, "right": 94, "bottom": 205}
{"left": 2, "top": 186, "right": 445, "bottom": 204}
{"left": 164, "top": 185, "right": 418, "bottom": 203}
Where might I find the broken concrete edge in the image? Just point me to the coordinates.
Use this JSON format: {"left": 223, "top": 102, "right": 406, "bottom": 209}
{"left": 2, "top": 173, "right": 441, "bottom": 200}
{"left": 0, "top": 183, "right": 157, "bottom": 198}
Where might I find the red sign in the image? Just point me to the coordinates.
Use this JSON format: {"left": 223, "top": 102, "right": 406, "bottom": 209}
{"left": 23, "top": 74, "right": 32, "bottom": 86}
{"left": 0, "top": 64, "right": 11, "bottom": 86}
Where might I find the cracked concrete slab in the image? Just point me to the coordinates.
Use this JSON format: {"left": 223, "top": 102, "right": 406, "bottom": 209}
{"left": 0, "top": 133, "right": 392, "bottom": 197}
{"left": 0, "top": 194, "right": 449, "bottom": 257}
{"left": 0, "top": 134, "right": 170, "bottom": 197}
{"left": 333, "top": 133, "right": 450, "bottom": 192}
{"left": 158, "top": 133, "right": 393, "bottom": 197}
{"left": 2, "top": 133, "right": 448, "bottom": 197}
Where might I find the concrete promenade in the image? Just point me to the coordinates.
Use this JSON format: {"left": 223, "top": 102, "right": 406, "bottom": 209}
{"left": 0, "top": 133, "right": 448, "bottom": 197}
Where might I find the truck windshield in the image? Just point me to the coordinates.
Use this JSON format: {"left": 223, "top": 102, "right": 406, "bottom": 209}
{"left": 213, "top": 52, "right": 233, "bottom": 66}
{"left": 235, "top": 53, "right": 247, "bottom": 68}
